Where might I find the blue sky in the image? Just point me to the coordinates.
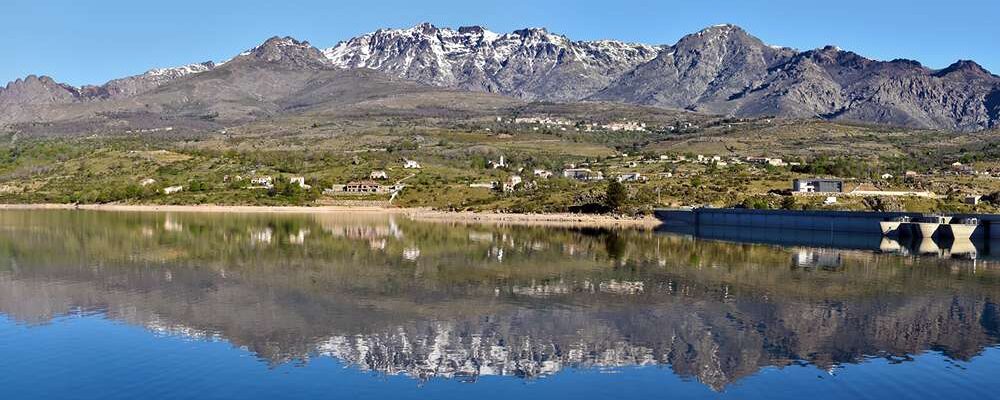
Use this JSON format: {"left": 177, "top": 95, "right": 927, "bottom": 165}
{"left": 4, "top": 0, "right": 998, "bottom": 86}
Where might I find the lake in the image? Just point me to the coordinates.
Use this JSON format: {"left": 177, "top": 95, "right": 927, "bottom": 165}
{"left": 1, "top": 209, "right": 999, "bottom": 399}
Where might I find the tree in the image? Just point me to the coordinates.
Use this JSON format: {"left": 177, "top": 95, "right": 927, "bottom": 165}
{"left": 780, "top": 196, "right": 797, "bottom": 210}
{"left": 605, "top": 181, "right": 628, "bottom": 213}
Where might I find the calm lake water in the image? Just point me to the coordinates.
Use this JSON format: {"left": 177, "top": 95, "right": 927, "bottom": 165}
{"left": 2, "top": 210, "right": 1000, "bottom": 399}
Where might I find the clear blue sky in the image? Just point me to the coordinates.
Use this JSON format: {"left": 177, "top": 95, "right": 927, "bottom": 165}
{"left": 5, "top": 0, "right": 998, "bottom": 86}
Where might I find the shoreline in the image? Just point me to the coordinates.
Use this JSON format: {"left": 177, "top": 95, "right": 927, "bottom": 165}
{"left": 0, "top": 203, "right": 661, "bottom": 229}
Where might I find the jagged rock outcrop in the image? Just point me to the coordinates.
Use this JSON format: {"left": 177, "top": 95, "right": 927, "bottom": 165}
{"left": 591, "top": 26, "right": 1000, "bottom": 131}
{"left": 330, "top": 23, "right": 1000, "bottom": 131}
{"left": 324, "top": 22, "right": 661, "bottom": 101}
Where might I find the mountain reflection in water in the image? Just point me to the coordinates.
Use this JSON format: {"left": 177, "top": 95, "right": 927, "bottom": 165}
{"left": 1, "top": 210, "right": 1000, "bottom": 392}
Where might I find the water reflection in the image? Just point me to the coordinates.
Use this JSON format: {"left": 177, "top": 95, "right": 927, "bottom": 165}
{"left": 667, "top": 224, "right": 993, "bottom": 262}
{"left": 1, "top": 210, "right": 1000, "bottom": 391}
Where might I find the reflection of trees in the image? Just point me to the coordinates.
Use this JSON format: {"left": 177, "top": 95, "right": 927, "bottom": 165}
{"left": 1, "top": 210, "right": 1000, "bottom": 390}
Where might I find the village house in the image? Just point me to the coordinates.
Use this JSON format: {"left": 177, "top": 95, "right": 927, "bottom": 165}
{"left": 250, "top": 176, "right": 274, "bottom": 188}
{"left": 966, "top": 195, "right": 983, "bottom": 205}
{"left": 344, "top": 181, "right": 384, "bottom": 193}
{"left": 290, "top": 177, "right": 311, "bottom": 189}
{"left": 328, "top": 181, "right": 403, "bottom": 195}
{"left": 951, "top": 162, "right": 976, "bottom": 175}
{"left": 747, "top": 157, "right": 787, "bottom": 167}
{"left": 403, "top": 159, "right": 422, "bottom": 169}
{"left": 617, "top": 172, "right": 646, "bottom": 183}
{"left": 139, "top": 178, "right": 156, "bottom": 187}
{"left": 533, "top": 169, "right": 553, "bottom": 179}
{"left": 502, "top": 175, "right": 523, "bottom": 192}
{"left": 163, "top": 185, "right": 183, "bottom": 195}
{"left": 793, "top": 178, "right": 844, "bottom": 193}
{"left": 563, "top": 168, "right": 604, "bottom": 181}
{"left": 370, "top": 170, "right": 389, "bottom": 180}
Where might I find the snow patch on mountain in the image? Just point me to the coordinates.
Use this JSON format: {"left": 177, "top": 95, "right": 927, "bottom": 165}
{"left": 323, "top": 23, "right": 662, "bottom": 100}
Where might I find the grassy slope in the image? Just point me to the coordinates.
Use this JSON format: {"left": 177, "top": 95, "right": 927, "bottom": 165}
{"left": 2, "top": 108, "right": 1000, "bottom": 214}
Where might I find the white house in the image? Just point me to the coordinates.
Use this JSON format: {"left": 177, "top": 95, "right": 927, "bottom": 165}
{"left": 163, "top": 185, "right": 183, "bottom": 195}
{"left": 502, "top": 175, "right": 523, "bottom": 192}
{"left": 533, "top": 169, "right": 553, "bottom": 179}
{"left": 563, "top": 168, "right": 603, "bottom": 181}
{"left": 403, "top": 159, "right": 422, "bottom": 169}
{"left": 139, "top": 178, "right": 156, "bottom": 187}
{"left": 370, "top": 170, "right": 389, "bottom": 180}
{"left": 290, "top": 177, "right": 311, "bottom": 189}
{"left": 880, "top": 173, "right": 894, "bottom": 179}
{"left": 250, "top": 176, "right": 274, "bottom": 188}
{"left": 617, "top": 172, "right": 646, "bottom": 183}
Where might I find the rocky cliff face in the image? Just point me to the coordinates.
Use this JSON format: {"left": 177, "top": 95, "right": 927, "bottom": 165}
{"left": 324, "top": 23, "right": 661, "bottom": 101}
{"left": 331, "top": 23, "right": 1000, "bottom": 131}
{"left": 592, "top": 26, "right": 1000, "bottom": 131}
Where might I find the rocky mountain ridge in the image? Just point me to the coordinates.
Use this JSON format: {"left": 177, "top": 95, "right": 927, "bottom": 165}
{"left": 2, "top": 23, "right": 999, "bottom": 131}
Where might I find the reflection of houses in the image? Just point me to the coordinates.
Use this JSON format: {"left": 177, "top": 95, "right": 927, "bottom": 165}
{"left": 163, "top": 216, "right": 183, "bottom": 232}
{"left": 249, "top": 227, "right": 274, "bottom": 244}
{"left": 321, "top": 220, "right": 403, "bottom": 240}
{"left": 289, "top": 229, "right": 310, "bottom": 245}
{"left": 402, "top": 247, "right": 421, "bottom": 261}
{"left": 599, "top": 280, "right": 645, "bottom": 295}
{"left": 792, "top": 249, "right": 843, "bottom": 269}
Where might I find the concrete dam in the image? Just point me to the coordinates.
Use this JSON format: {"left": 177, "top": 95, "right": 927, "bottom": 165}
{"left": 654, "top": 208, "right": 998, "bottom": 240}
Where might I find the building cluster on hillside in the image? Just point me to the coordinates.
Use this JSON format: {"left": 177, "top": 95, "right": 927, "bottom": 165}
{"left": 502, "top": 115, "right": 655, "bottom": 133}
{"left": 510, "top": 116, "right": 573, "bottom": 126}
{"left": 599, "top": 120, "right": 647, "bottom": 132}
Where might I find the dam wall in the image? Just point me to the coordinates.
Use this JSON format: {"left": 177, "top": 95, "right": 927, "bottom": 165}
{"left": 655, "top": 208, "right": 1000, "bottom": 239}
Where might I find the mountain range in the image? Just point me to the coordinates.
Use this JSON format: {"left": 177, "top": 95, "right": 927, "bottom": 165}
{"left": 2, "top": 23, "right": 999, "bottom": 132}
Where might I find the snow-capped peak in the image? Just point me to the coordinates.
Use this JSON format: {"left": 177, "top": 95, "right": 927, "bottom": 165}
{"left": 321, "top": 23, "right": 662, "bottom": 100}
{"left": 145, "top": 62, "right": 215, "bottom": 78}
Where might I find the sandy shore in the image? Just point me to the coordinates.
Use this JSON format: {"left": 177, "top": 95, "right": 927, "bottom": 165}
{"left": 407, "top": 210, "right": 661, "bottom": 229}
{"left": 0, "top": 204, "right": 661, "bottom": 229}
